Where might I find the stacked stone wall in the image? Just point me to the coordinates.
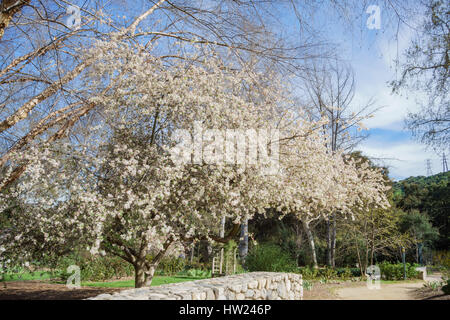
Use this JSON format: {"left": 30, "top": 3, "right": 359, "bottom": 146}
{"left": 89, "top": 272, "right": 303, "bottom": 300}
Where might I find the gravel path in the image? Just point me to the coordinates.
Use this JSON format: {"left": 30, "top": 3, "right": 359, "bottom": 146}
{"left": 336, "top": 281, "right": 425, "bottom": 300}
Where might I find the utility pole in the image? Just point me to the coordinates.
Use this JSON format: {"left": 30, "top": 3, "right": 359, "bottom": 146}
{"left": 443, "top": 153, "right": 448, "bottom": 172}
{"left": 426, "top": 159, "right": 433, "bottom": 176}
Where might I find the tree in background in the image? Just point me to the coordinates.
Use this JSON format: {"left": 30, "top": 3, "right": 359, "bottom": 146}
{"left": 337, "top": 152, "right": 411, "bottom": 275}
{"left": 392, "top": 0, "right": 449, "bottom": 151}
{"left": 301, "top": 61, "right": 378, "bottom": 267}
{"left": 394, "top": 171, "right": 450, "bottom": 250}
{"left": 399, "top": 210, "right": 439, "bottom": 264}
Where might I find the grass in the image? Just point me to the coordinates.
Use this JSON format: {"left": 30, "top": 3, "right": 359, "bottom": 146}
{"left": 1, "top": 270, "right": 209, "bottom": 288}
{"left": 0, "top": 271, "right": 57, "bottom": 282}
{"left": 82, "top": 276, "right": 207, "bottom": 288}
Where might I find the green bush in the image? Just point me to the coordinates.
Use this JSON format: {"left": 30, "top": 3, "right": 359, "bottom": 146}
{"left": 245, "top": 243, "right": 297, "bottom": 273}
{"left": 377, "top": 262, "right": 419, "bottom": 280}
{"left": 185, "top": 268, "right": 211, "bottom": 278}
{"left": 58, "top": 254, "right": 134, "bottom": 282}
{"left": 442, "top": 280, "right": 450, "bottom": 295}
{"left": 336, "top": 267, "right": 361, "bottom": 278}
{"left": 298, "top": 266, "right": 361, "bottom": 281}
{"left": 156, "top": 256, "right": 186, "bottom": 276}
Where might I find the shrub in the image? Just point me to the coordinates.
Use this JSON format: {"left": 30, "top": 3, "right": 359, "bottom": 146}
{"left": 442, "top": 280, "right": 450, "bottom": 295}
{"left": 433, "top": 251, "right": 450, "bottom": 269}
{"left": 156, "top": 256, "right": 186, "bottom": 276}
{"left": 57, "top": 254, "right": 134, "bottom": 282}
{"left": 245, "top": 243, "right": 297, "bottom": 273}
{"left": 377, "top": 262, "right": 419, "bottom": 280}
{"left": 185, "top": 268, "right": 211, "bottom": 278}
{"left": 297, "top": 266, "right": 319, "bottom": 280}
{"left": 298, "top": 266, "right": 361, "bottom": 281}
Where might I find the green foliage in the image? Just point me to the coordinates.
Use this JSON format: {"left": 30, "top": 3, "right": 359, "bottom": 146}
{"left": 303, "top": 280, "right": 313, "bottom": 291}
{"left": 245, "top": 243, "right": 297, "bottom": 273}
{"left": 298, "top": 266, "right": 361, "bottom": 280}
{"left": 184, "top": 268, "right": 211, "bottom": 278}
{"left": 399, "top": 210, "right": 439, "bottom": 244}
{"left": 442, "top": 280, "right": 450, "bottom": 295}
{"left": 184, "top": 258, "right": 211, "bottom": 272}
{"left": 0, "top": 267, "right": 55, "bottom": 282}
{"left": 57, "top": 254, "right": 134, "bottom": 282}
{"left": 377, "top": 262, "right": 419, "bottom": 280}
{"left": 433, "top": 250, "right": 450, "bottom": 269}
{"left": 423, "top": 280, "right": 442, "bottom": 291}
{"left": 155, "top": 256, "right": 186, "bottom": 276}
{"left": 394, "top": 172, "right": 450, "bottom": 250}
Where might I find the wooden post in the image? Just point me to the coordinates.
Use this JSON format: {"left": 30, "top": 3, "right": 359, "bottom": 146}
{"left": 233, "top": 248, "right": 237, "bottom": 274}
{"left": 219, "top": 248, "right": 224, "bottom": 275}
{"left": 225, "top": 251, "right": 228, "bottom": 275}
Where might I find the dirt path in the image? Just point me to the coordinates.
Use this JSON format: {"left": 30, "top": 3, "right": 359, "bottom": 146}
{"left": 336, "top": 281, "right": 425, "bottom": 300}
{"left": 0, "top": 281, "right": 122, "bottom": 300}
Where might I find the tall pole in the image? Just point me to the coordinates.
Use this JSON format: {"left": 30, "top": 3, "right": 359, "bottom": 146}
{"left": 426, "top": 159, "right": 433, "bottom": 176}
{"left": 443, "top": 153, "right": 448, "bottom": 172}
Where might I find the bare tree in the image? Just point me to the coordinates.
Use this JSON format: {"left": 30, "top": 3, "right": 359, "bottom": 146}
{"left": 301, "top": 60, "right": 379, "bottom": 267}
{"left": 392, "top": 0, "right": 449, "bottom": 151}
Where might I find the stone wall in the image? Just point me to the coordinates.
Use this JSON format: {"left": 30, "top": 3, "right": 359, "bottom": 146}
{"left": 89, "top": 272, "right": 303, "bottom": 300}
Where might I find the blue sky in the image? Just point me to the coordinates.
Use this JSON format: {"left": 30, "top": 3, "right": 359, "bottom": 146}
{"left": 278, "top": 2, "right": 442, "bottom": 181}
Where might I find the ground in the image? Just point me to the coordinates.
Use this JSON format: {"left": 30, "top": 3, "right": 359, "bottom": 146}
{"left": 0, "top": 280, "right": 122, "bottom": 300}
{"left": 303, "top": 274, "right": 449, "bottom": 300}
{"left": 0, "top": 275, "right": 205, "bottom": 300}
{"left": 0, "top": 275, "right": 448, "bottom": 300}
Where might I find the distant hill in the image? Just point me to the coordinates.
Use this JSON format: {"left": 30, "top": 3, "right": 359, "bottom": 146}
{"left": 393, "top": 171, "right": 450, "bottom": 197}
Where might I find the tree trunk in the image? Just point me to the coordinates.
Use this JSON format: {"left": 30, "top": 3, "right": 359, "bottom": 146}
{"left": 144, "top": 265, "right": 156, "bottom": 287}
{"left": 239, "top": 217, "right": 248, "bottom": 263}
{"left": 220, "top": 216, "right": 226, "bottom": 238}
{"left": 0, "top": 0, "right": 30, "bottom": 41}
{"left": 416, "top": 243, "right": 419, "bottom": 264}
{"left": 190, "top": 242, "right": 194, "bottom": 263}
{"left": 303, "top": 220, "right": 318, "bottom": 269}
{"left": 355, "top": 240, "right": 364, "bottom": 278}
{"left": 331, "top": 214, "right": 336, "bottom": 267}
{"left": 134, "top": 262, "right": 147, "bottom": 288}
{"left": 326, "top": 219, "right": 332, "bottom": 266}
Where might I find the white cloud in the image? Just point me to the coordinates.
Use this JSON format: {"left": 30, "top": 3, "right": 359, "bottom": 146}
{"left": 359, "top": 139, "right": 441, "bottom": 180}
{"left": 353, "top": 85, "right": 423, "bottom": 130}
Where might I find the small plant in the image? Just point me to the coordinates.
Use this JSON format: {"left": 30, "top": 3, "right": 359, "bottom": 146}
{"left": 185, "top": 268, "right": 211, "bottom": 278}
{"left": 423, "top": 281, "right": 442, "bottom": 291}
{"left": 442, "top": 279, "right": 450, "bottom": 295}
{"left": 303, "top": 280, "right": 313, "bottom": 291}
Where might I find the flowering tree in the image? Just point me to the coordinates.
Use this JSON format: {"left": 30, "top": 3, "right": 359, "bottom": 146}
{"left": 0, "top": 36, "right": 392, "bottom": 286}
{"left": 0, "top": 40, "right": 286, "bottom": 287}
{"left": 267, "top": 120, "right": 391, "bottom": 268}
